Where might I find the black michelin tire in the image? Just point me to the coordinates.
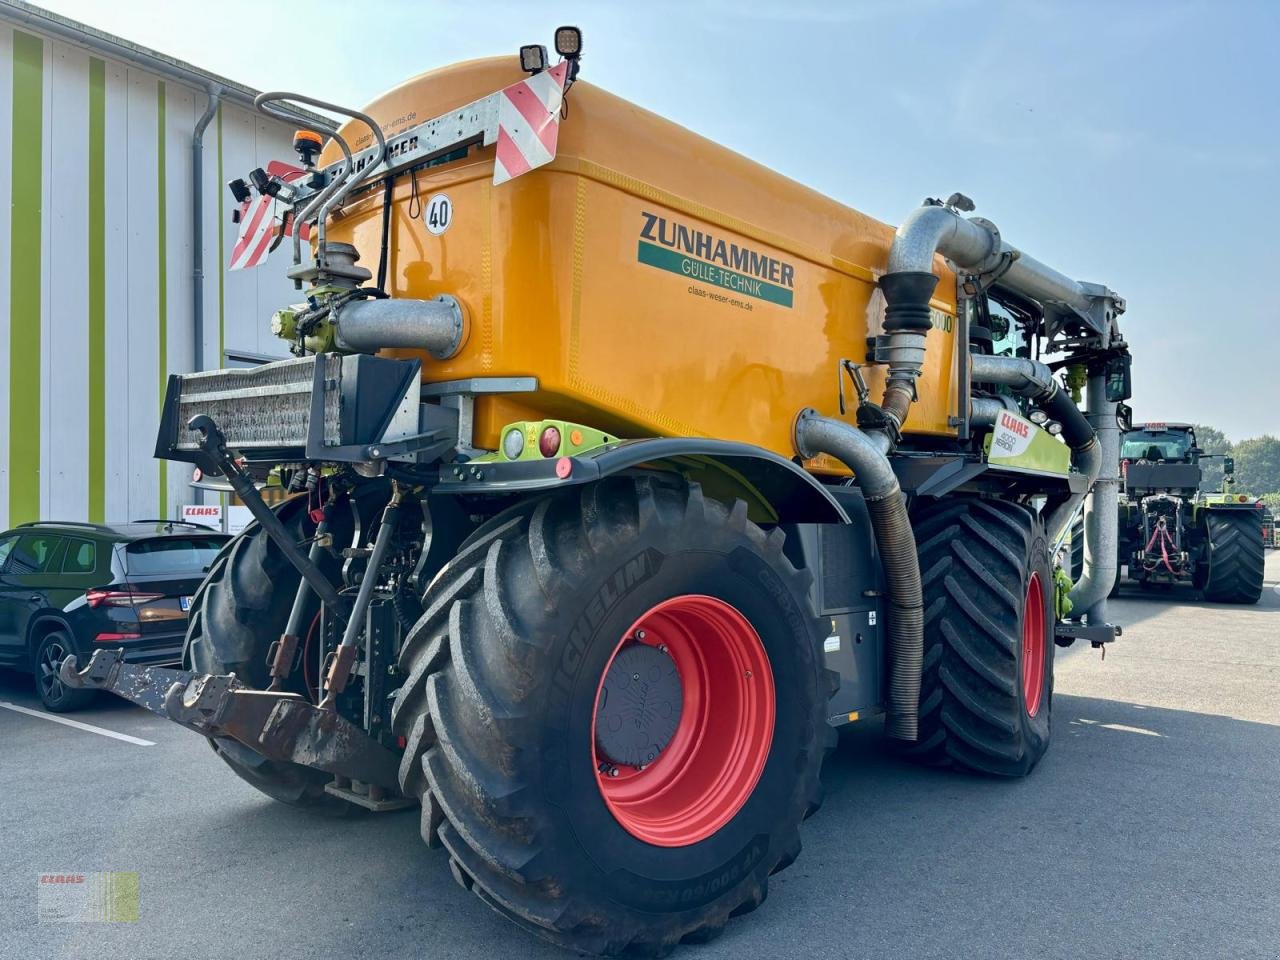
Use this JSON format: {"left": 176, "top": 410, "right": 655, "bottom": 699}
{"left": 391, "top": 477, "right": 832, "bottom": 956}
{"left": 905, "top": 497, "right": 1054, "bottom": 776}
{"left": 184, "top": 495, "right": 353, "bottom": 812}
{"left": 1201, "top": 511, "right": 1265, "bottom": 604}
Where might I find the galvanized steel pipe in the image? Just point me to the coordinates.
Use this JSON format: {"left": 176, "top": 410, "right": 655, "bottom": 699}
{"left": 1068, "top": 374, "right": 1120, "bottom": 621}
{"left": 333, "top": 296, "right": 466, "bottom": 360}
{"left": 887, "top": 204, "right": 1098, "bottom": 316}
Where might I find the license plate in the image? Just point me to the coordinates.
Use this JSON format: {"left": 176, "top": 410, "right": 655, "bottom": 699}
{"left": 180, "top": 596, "right": 193, "bottom": 612}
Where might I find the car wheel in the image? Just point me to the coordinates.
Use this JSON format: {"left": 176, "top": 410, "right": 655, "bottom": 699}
{"left": 34, "top": 631, "right": 96, "bottom": 712}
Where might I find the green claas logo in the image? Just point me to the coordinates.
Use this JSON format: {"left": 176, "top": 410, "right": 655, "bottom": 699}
{"left": 637, "top": 212, "right": 795, "bottom": 308}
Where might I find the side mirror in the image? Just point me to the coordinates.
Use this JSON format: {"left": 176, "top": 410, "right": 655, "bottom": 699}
{"left": 1224, "top": 456, "right": 1235, "bottom": 475}
{"left": 1105, "top": 352, "right": 1132, "bottom": 403}
{"left": 1115, "top": 403, "right": 1133, "bottom": 432}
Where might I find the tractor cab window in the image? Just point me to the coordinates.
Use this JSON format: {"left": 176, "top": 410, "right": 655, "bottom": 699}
{"left": 1121, "top": 429, "right": 1194, "bottom": 462}
{"left": 985, "top": 298, "right": 1021, "bottom": 357}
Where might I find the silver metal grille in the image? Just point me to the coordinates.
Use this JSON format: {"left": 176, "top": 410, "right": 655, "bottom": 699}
{"left": 173, "top": 355, "right": 341, "bottom": 451}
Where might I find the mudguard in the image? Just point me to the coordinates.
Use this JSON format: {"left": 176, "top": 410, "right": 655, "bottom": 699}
{"left": 435, "top": 437, "right": 849, "bottom": 524}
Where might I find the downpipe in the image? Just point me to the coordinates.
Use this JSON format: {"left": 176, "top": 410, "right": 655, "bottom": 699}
{"left": 1067, "top": 374, "right": 1119, "bottom": 622}
{"left": 333, "top": 296, "right": 466, "bottom": 359}
{"left": 794, "top": 411, "right": 922, "bottom": 741}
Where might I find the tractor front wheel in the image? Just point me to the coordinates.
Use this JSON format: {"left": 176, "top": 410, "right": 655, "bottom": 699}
{"left": 391, "top": 478, "right": 831, "bottom": 956}
{"left": 905, "top": 496, "right": 1054, "bottom": 776}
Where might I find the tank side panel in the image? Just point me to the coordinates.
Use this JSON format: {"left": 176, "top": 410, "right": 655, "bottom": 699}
{"left": 321, "top": 58, "right": 959, "bottom": 459}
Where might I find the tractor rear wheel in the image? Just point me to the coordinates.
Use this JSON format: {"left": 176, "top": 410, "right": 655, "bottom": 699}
{"left": 1200, "top": 512, "right": 1265, "bottom": 604}
{"left": 906, "top": 497, "right": 1054, "bottom": 776}
{"left": 185, "top": 495, "right": 353, "bottom": 812}
{"left": 391, "top": 478, "right": 831, "bottom": 956}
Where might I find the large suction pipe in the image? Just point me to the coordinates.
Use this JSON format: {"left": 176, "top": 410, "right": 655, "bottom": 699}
{"left": 794, "top": 410, "right": 922, "bottom": 741}
{"left": 887, "top": 204, "right": 1101, "bottom": 316}
{"left": 1067, "top": 374, "right": 1120, "bottom": 622}
{"left": 333, "top": 296, "right": 467, "bottom": 359}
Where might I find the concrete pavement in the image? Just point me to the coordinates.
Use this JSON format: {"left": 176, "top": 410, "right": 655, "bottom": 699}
{"left": 2, "top": 552, "right": 1278, "bottom": 960}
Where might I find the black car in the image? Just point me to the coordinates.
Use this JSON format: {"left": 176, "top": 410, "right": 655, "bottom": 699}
{"left": 0, "top": 520, "right": 229, "bottom": 711}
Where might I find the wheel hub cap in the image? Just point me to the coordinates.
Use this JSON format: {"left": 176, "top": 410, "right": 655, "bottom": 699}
{"left": 595, "top": 642, "right": 682, "bottom": 768}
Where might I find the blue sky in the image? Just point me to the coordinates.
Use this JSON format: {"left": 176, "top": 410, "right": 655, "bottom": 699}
{"left": 42, "top": 0, "right": 1279, "bottom": 440}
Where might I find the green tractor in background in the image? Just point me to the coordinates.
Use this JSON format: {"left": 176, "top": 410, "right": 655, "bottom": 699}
{"left": 1071, "top": 423, "right": 1265, "bottom": 603}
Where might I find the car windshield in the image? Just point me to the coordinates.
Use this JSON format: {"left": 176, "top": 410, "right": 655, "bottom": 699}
{"left": 1121, "top": 429, "right": 1193, "bottom": 461}
{"left": 125, "top": 537, "right": 226, "bottom": 577}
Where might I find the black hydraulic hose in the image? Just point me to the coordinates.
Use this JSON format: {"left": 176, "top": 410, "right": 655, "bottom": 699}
{"left": 1044, "top": 386, "right": 1093, "bottom": 451}
{"left": 867, "top": 497, "right": 923, "bottom": 741}
{"left": 794, "top": 411, "right": 922, "bottom": 740}
{"left": 375, "top": 176, "right": 393, "bottom": 292}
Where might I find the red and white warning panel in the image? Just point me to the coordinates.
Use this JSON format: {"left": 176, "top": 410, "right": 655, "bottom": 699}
{"left": 228, "top": 161, "right": 309, "bottom": 271}
{"left": 493, "top": 61, "right": 568, "bottom": 185}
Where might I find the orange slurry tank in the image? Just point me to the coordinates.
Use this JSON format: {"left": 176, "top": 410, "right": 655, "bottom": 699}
{"left": 320, "top": 57, "right": 959, "bottom": 465}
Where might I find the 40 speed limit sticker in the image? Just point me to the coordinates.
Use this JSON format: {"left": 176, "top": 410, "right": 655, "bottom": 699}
{"left": 424, "top": 194, "right": 453, "bottom": 235}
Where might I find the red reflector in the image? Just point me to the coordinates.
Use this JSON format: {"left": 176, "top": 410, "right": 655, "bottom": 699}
{"left": 555, "top": 457, "right": 573, "bottom": 479}
{"left": 94, "top": 632, "right": 142, "bottom": 643}
{"left": 397, "top": 736, "right": 407, "bottom": 749}
{"left": 539, "top": 425, "right": 562, "bottom": 458}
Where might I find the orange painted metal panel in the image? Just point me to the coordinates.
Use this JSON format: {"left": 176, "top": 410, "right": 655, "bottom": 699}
{"left": 322, "top": 58, "right": 958, "bottom": 466}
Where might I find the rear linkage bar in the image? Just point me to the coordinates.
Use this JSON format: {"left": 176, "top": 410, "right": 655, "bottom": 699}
{"left": 59, "top": 413, "right": 413, "bottom": 807}
{"left": 58, "top": 649, "right": 403, "bottom": 793}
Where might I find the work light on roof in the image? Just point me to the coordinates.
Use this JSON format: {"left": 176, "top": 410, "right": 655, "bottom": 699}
{"left": 554, "top": 26, "right": 582, "bottom": 58}
{"left": 520, "top": 43, "right": 548, "bottom": 74}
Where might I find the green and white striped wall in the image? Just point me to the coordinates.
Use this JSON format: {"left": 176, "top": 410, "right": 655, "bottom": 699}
{"left": 0, "top": 22, "right": 300, "bottom": 530}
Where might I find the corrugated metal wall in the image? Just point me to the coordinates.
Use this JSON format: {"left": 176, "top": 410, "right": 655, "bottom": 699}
{"left": 0, "top": 21, "right": 299, "bottom": 529}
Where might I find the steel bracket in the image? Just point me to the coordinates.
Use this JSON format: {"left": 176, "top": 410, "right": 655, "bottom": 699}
{"left": 60, "top": 649, "right": 404, "bottom": 791}
{"left": 1054, "top": 621, "right": 1121, "bottom": 648}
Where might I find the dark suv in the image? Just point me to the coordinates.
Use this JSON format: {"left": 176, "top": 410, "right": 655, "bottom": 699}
{"left": 0, "top": 520, "right": 229, "bottom": 711}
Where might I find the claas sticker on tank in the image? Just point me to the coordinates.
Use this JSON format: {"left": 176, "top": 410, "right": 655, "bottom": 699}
{"left": 636, "top": 212, "right": 795, "bottom": 309}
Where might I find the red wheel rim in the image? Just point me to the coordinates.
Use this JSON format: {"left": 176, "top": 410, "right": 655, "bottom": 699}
{"left": 591, "top": 595, "right": 775, "bottom": 847}
{"left": 1021, "top": 572, "right": 1046, "bottom": 718}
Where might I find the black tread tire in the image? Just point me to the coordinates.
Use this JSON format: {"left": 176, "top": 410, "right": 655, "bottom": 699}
{"left": 185, "top": 495, "right": 353, "bottom": 813}
{"left": 34, "top": 630, "right": 96, "bottom": 712}
{"left": 904, "top": 497, "right": 1054, "bottom": 777}
{"left": 1201, "top": 511, "right": 1265, "bottom": 604}
{"left": 391, "top": 477, "right": 833, "bottom": 956}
